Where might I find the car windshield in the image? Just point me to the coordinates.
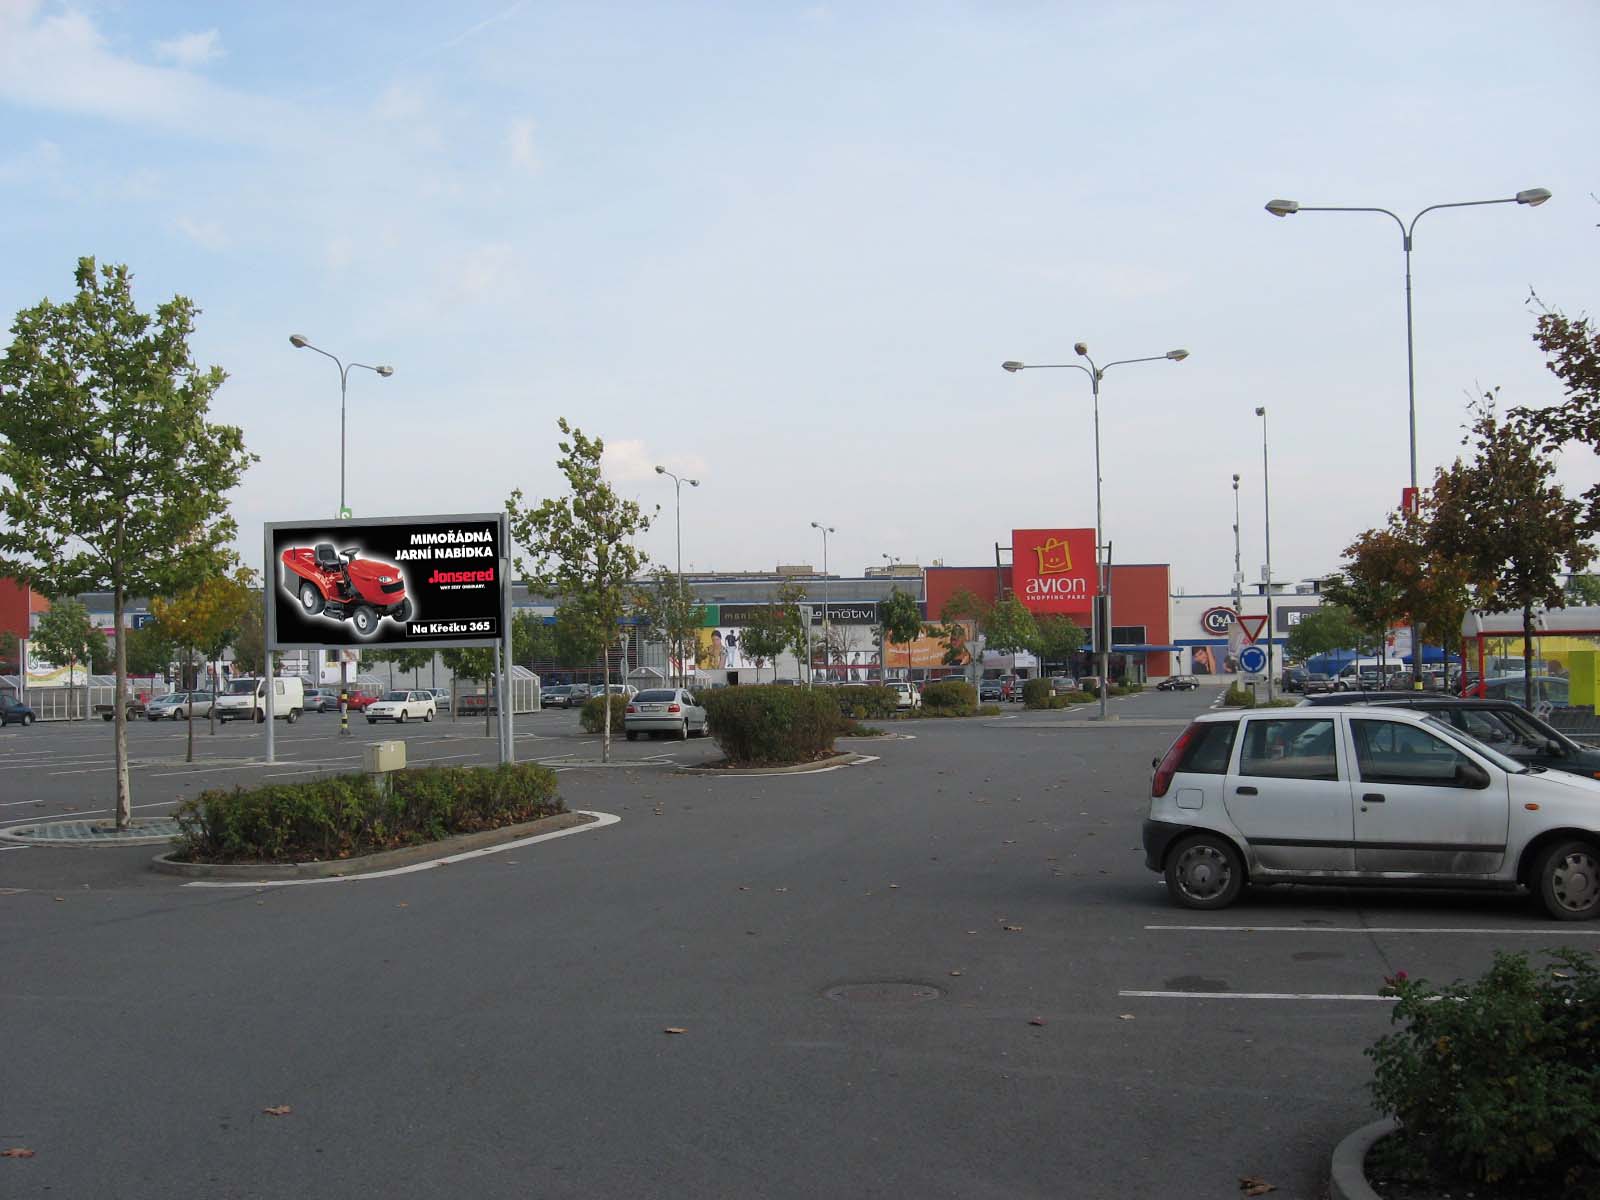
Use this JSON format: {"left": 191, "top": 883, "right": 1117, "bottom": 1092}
{"left": 226, "top": 679, "right": 257, "bottom": 695}
{"left": 1419, "top": 715, "right": 1527, "bottom": 773}
{"left": 635, "top": 690, "right": 677, "bottom": 701}
{"left": 383, "top": 691, "right": 407, "bottom": 701}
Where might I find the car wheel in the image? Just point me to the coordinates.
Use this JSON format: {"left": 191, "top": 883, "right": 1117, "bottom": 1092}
{"left": 397, "top": 710, "right": 407, "bottom": 724}
{"left": 174, "top": 709, "right": 186, "bottom": 721}
{"left": 625, "top": 730, "right": 637, "bottom": 741}
{"left": 254, "top": 709, "right": 266, "bottom": 724}
{"left": 22, "top": 713, "right": 33, "bottom": 726}
{"left": 423, "top": 710, "right": 433, "bottom": 722}
{"left": 1535, "top": 839, "right": 1600, "bottom": 921}
{"left": 299, "top": 581, "right": 326, "bottom": 616}
{"left": 1164, "top": 833, "right": 1246, "bottom": 910}
{"left": 367, "top": 718, "right": 377, "bottom": 725}
{"left": 351, "top": 605, "right": 378, "bottom": 638}
{"left": 679, "top": 720, "right": 689, "bottom": 740}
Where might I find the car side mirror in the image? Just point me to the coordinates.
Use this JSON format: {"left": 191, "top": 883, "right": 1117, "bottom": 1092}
{"left": 1456, "top": 761, "right": 1491, "bottom": 789}
{"left": 1151, "top": 755, "right": 1161, "bottom": 771}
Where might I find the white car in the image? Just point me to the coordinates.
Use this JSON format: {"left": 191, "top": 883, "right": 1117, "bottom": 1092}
{"left": 886, "top": 682, "right": 921, "bottom": 710}
{"left": 623, "top": 688, "right": 707, "bottom": 740}
{"left": 1145, "top": 706, "right": 1600, "bottom": 920}
{"left": 146, "top": 691, "right": 215, "bottom": 721}
{"left": 366, "top": 689, "right": 437, "bottom": 725}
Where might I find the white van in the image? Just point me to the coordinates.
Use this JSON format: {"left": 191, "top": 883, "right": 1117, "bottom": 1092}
{"left": 215, "top": 677, "right": 304, "bottom": 723}
{"left": 1334, "top": 658, "right": 1393, "bottom": 691}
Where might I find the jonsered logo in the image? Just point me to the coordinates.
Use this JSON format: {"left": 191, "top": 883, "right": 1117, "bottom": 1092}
{"left": 426, "top": 567, "right": 496, "bottom": 585}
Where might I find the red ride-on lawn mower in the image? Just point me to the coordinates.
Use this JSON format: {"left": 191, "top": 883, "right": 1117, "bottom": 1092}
{"left": 281, "top": 542, "right": 412, "bottom": 639}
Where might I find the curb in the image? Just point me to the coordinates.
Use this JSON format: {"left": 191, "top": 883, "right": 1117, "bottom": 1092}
{"left": 151, "top": 810, "right": 591, "bottom": 879}
{"left": 1329, "top": 1117, "right": 1397, "bottom": 1200}
{"left": 676, "top": 751, "right": 864, "bottom": 776}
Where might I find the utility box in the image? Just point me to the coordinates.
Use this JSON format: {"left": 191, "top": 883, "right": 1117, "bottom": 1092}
{"left": 363, "top": 740, "right": 406, "bottom": 774}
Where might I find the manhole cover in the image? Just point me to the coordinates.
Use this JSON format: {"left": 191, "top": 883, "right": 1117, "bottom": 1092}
{"left": 823, "top": 982, "right": 943, "bottom": 1004}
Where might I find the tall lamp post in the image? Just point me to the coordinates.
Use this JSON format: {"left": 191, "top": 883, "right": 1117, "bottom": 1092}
{"left": 1264, "top": 186, "right": 1550, "bottom": 684}
{"left": 1231, "top": 473, "right": 1243, "bottom": 672}
{"left": 288, "top": 334, "right": 394, "bottom": 733}
{"left": 655, "top": 466, "right": 700, "bottom": 686}
{"left": 811, "top": 522, "right": 834, "bottom": 683}
{"left": 1002, "top": 343, "right": 1189, "bottom": 720}
{"left": 1255, "top": 408, "right": 1275, "bottom": 702}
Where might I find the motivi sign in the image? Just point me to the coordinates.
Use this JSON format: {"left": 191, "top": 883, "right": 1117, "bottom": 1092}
{"left": 267, "top": 513, "right": 508, "bottom": 650}
{"left": 1011, "top": 527, "right": 1095, "bottom": 617}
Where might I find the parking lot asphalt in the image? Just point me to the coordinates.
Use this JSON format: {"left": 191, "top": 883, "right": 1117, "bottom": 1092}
{"left": 2, "top": 688, "right": 1589, "bottom": 1198}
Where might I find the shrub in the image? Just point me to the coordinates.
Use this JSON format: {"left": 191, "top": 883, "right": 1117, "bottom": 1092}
{"left": 1059, "top": 690, "right": 1095, "bottom": 704}
{"left": 921, "top": 680, "right": 975, "bottom": 714}
{"left": 1022, "top": 678, "right": 1053, "bottom": 709}
{"left": 700, "top": 685, "right": 842, "bottom": 765}
{"left": 1223, "top": 682, "right": 1256, "bottom": 708}
{"left": 976, "top": 704, "right": 1002, "bottom": 716}
{"left": 579, "top": 694, "right": 630, "bottom": 733}
{"left": 171, "top": 762, "right": 564, "bottom": 863}
{"left": 831, "top": 684, "right": 900, "bottom": 719}
{"left": 1114, "top": 681, "right": 1145, "bottom": 695}
{"left": 1368, "top": 950, "right": 1600, "bottom": 1196}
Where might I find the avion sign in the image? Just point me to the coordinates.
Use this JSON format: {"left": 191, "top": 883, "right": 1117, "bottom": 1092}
{"left": 1012, "top": 528, "right": 1095, "bottom": 617}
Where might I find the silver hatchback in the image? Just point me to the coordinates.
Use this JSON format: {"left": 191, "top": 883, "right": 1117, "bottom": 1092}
{"left": 623, "top": 688, "right": 708, "bottom": 740}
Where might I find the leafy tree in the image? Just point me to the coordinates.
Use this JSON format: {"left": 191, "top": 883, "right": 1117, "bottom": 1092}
{"left": 507, "top": 420, "right": 652, "bottom": 761}
{"left": 512, "top": 611, "right": 555, "bottom": 668}
{"left": 123, "top": 625, "right": 174, "bottom": 680}
{"left": 635, "top": 568, "right": 702, "bottom": 686}
{"left": 1566, "top": 575, "right": 1600, "bottom": 606}
{"left": 1429, "top": 394, "right": 1595, "bottom": 707}
{"left": 441, "top": 646, "right": 499, "bottom": 735}
{"left": 773, "top": 581, "right": 811, "bottom": 683}
{"left": 740, "top": 604, "right": 790, "bottom": 682}
{"left": 1035, "top": 613, "right": 1087, "bottom": 668}
{"left": 31, "top": 598, "right": 103, "bottom": 719}
{"left": 880, "top": 588, "right": 924, "bottom": 681}
{"left": 0, "top": 630, "right": 19, "bottom": 675}
{"left": 937, "top": 588, "right": 990, "bottom": 687}
{"left": 985, "top": 596, "right": 1042, "bottom": 659}
{"left": 388, "top": 649, "right": 435, "bottom": 686}
{"left": 150, "top": 565, "right": 257, "bottom": 755}
{"left": 0, "top": 259, "right": 253, "bottom": 825}
{"left": 1284, "top": 604, "right": 1366, "bottom": 662}
{"left": 553, "top": 599, "right": 607, "bottom": 672}
{"left": 1517, "top": 299, "right": 1600, "bottom": 527}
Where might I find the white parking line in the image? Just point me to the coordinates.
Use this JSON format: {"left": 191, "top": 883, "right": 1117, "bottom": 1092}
{"left": 0, "top": 799, "right": 181, "bottom": 827}
{"left": 180, "top": 810, "right": 620, "bottom": 887}
{"left": 1120, "top": 990, "right": 1395, "bottom": 1002}
{"left": 1146, "top": 924, "right": 1600, "bottom": 936}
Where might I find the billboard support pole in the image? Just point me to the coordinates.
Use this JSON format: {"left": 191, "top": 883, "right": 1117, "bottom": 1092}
{"left": 263, "top": 528, "right": 276, "bottom": 765}
{"left": 499, "top": 513, "right": 514, "bottom": 765}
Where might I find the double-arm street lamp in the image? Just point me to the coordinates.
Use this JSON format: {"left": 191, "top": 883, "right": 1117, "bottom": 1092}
{"left": 1256, "top": 407, "right": 1275, "bottom": 702}
{"left": 655, "top": 466, "right": 700, "bottom": 685}
{"left": 288, "top": 334, "right": 395, "bottom": 519}
{"left": 1001, "top": 343, "right": 1189, "bottom": 720}
{"left": 811, "top": 522, "right": 835, "bottom": 684}
{"left": 1264, "top": 186, "right": 1551, "bottom": 683}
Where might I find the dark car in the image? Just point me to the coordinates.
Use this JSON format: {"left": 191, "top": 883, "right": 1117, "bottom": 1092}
{"left": 1301, "top": 672, "right": 1335, "bottom": 695}
{"left": 978, "top": 680, "right": 1004, "bottom": 702}
{"left": 1, "top": 695, "right": 38, "bottom": 726}
{"left": 1156, "top": 675, "right": 1199, "bottom": 691}
{"left": 541, "top": 685, "right": 574, "bottom": 708}
{"left": 1478, "top": 675, "right": 1570, "bottom": 708}
{"left": 1296, "top": 692, "right": 1600, "bottom": 779}
{"left": 1281, "top": 666, "right": 1308, "bottom": 693}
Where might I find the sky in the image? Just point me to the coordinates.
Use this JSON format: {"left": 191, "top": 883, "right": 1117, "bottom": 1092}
{"left": 1, "top": 0, "right": 1596, "bottom": 595}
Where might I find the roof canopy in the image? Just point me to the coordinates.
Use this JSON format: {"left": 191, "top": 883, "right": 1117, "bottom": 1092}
{"left": 1463, "top": 606, "right": 1600, "bottom": 638}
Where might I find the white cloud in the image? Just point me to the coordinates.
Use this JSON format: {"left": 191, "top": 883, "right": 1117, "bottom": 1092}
{"left": 173, "top": 215, "right": 228, "bottom": 251}
{"left": 153, "top": 29, "right": 224, "bottom": 69}
{"left": 601, "top": 440, "right": 706, "bottom": 485}
{"left": 507, "top": 117, "right": 538, "bottom": 172}
{"left": 0, "top": 138, "right": 62, "bottom": 184}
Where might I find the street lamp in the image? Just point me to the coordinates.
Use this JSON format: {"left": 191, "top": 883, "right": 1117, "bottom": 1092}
{"left": 655, "top": 466, "right": 700, "bottom": 686}
{"left": 811, "top": 522, "right": 834, "bottom": 684}
{"left": 1000, "top": 343, "right": 1190, "bottom": 719}
{"left": 288, "top": 334, "right": 394, "bottom": 734}
{"left": 1263, "top": 186, "right": 1551, "bottom": 684}
{"left": 1256, "top": 408, "right": 1274, "bottom": 702}
{"left": 288, "top": 334, "right": 395, "bottom": 518}
{"left": 1232, "top": 473, "right": 1243, "bottom": 672}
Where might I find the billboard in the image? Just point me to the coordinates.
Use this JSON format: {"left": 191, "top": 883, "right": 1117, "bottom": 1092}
{"left": 1012, "top": 528, "right": 1095, "bottom": 617}
{"left": 267, "top": 513, "right": 508, "bottom": 650}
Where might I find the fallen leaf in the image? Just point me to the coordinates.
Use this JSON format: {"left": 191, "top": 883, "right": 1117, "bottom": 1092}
{"left": 262, "top": 1105, "right": 292, "bottom": 1117}
{"left": 949, "top": 970, "right": 964, "bottom": 977}
{"left": 1, "top": 1148, "right": 36, "bottom": 1158}
{"left": 663, "top": 1027, "right": 688, "bottom": 1035}
{"left": 1002, "top": 924, "right": 1022, "bottom": 932}
{"left": 1028, "top": 1017, "right": 1046, "bottom": 1026}
{"left": 53, "top": 897, "right": 63, "bottom": 903}
{"left": 888, "top": 884, "right": 900, "bottom": 889}
{"left": 1238, "top": 1178, "right": 1275, "bottom": 1197}
{"left": 1118, "top": 1013, "right": 1136, "bottom": 1021}
{"left": 396, "top": 902, "right": 408, "bottom": 908}
{"left": 966, "top": 929, "right": 978, "bottom": 935}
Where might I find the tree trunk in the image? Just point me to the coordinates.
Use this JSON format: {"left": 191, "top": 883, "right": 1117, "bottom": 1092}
{"left": 485, "top": 673, "right": 493, "bottom": 738}
{"left": 113, "top": 587, "right": 131, "bottom": 828}
{"left": 601, "top": 649, "right": 612, "bottom": 763}
{"left": 1523, "top": 605, "right": 1536, "bottom": 711}
{"left": 186, "top": 682, "right": 195, "bottom": 763}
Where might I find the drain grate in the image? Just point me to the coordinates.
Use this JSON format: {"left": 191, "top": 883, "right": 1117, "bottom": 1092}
{"left": 823, "top": 981, "right": 944, "bottom": 1004}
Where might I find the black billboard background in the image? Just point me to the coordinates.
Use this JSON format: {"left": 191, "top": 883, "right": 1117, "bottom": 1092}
{"left": 268, "top": 515, "right": 506, "bottom": 649}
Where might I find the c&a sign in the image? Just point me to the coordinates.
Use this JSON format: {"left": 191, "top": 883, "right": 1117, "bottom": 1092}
{"left": 1011, "top": 528, "right": 1095, "bottom": 617}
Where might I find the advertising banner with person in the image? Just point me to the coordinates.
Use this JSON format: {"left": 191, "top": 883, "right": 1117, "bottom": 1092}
{"left": 267, "top": 513, "right": 508, "bottom": 649}
{"left": 1012, "top": 528, "right": 1095, "bottom": 618}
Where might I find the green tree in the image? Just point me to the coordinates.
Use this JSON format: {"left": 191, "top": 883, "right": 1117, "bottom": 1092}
{"left": 507, "top": 420, "right": 652, "bottom": 761}
{"left": 1284, "top": 604, "right": 1366, "bottom": 662}
{"left": 985, "top": 596, "right": 1042, "bottom": 659}
{"left": 635, "top": 568, "right": 703, "bottom": 686}
{"left": 553, "top": 599, "right": 607, "bottom": 671}
{"left": 512, "top": 611, "right": 555, "bottom": 669}
{"left": 441, "top": 646, "right": 499, "bottom": 735}
{"left": 31, "top": 598, "right": 103, "bottom": 720}
{"left": 937, "top": 588, "right": 990, "bottom": 687}
{"left": 879, "top": 588, "right": 924, "bottom": 681}
{"left": 740, "top": 605, "right": 790, "bottom": 683}
{"left": 1517, "top": 299, "right": 1600, "bottom": 528}
{"left": 0, "top": 630, "right": 19, "bottom": 675}
{"left": 123, "top": 624, "right": 174, "bottom": 680}
{"left": 1566, "top": 575, "right": 1600, "bottom": 606}
{"left": 1428, "top": 394, "right": 1595, "bottom": 708}
{"left": 773, "top": 581, "right": 811, "bottom": 683}
{"left": 150, "top": 566, "right": 257, "bottom": 756}
{"left": 0, "top": 259, "right": 253, "bottom": 825}
{"left": 1035, "top": 612, "right": 1087, "bottom": 668}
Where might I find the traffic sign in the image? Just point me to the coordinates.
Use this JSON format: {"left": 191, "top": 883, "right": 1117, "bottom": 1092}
{"left": 1238, "top": 644, "right": 1268, "bottom": 674}
{"left": 1238, "top": 614, "right": 1268, "bottom": 644}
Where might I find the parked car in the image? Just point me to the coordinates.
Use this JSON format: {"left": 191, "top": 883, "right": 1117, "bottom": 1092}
{"left": 1156, "top": 675, "right": 1200, "bottom": 691}
{"left": 1280, "top": 666, "right": 1307, "bottom": 693}
{"left": 1, "top": 695, "right": 37, "bottom": 727}
{"left": 978, "top": 679, "right": 1005, "bottom": 703}
{"left": 1301, "top": 672, "right": 1335, "bottom": 695}
{"left": 302, "top": 688, "right": 338, "bottom": 713}
{"left": 887, "top": 682, "right": 922, "bottom": 709}
{"left": 1479, "top": 675, "right": 1570, "bottom": 708}
{"left": 623, "top": 688, "right": 708, "bottom": 740}
{"left": 1296, "top": 693, "right": 1600, "bottom": 780}
{"left": 459, "top": 692, "right": 498, "bottom": 715}
{"left": 1145, "top": 705, "right": 1600, "bottom": 919}
{"left": 426, "top": 688, "right": 451, "bottom": 712}
{"left": 146, "top": 691, "right": 215, "bottom": 720}
{"left": 216, "top": 677, "right": 304, "bottom": 723}
{"left": 366, "top": 689, "right": 437, "bottom": 724}
{"left": 344, "top": 690, "right": 379, "bottom": 711}
{"left": 1049, "top": 675, "right": 1078, "bottom": 695}
{"left": 541, "top": 685, "right": 574, "bottom": 708}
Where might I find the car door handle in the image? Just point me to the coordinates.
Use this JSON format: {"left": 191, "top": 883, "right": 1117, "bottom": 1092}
{"left": 1235, "top": 786, "right": 1258, "bottom": 796}
{"left": 1363, "top": 793, "right": 1386, "bottom": 804}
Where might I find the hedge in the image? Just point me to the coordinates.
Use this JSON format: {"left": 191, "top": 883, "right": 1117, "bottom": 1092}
{"left": 1022, "top": 678, "right": 1053, "bottom": 709}
{"left": 700, "top": 685, "right": 842, "bottom": 765}
{"left": 831, "top": 684, "right": 900, "bottom": 719}
{"left": 171, "top": 762, "right": 565, "bottom": 863}
{"left": 920, "top": 680, "right": 976, "bottom": 715}
{"left": 579, "top": 694, "right": 630, "bottom": 733}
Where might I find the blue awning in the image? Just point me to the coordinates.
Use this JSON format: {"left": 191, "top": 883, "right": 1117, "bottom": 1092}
{"left": 1112, "top": 644, "right": 1184, "bottom": 654}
